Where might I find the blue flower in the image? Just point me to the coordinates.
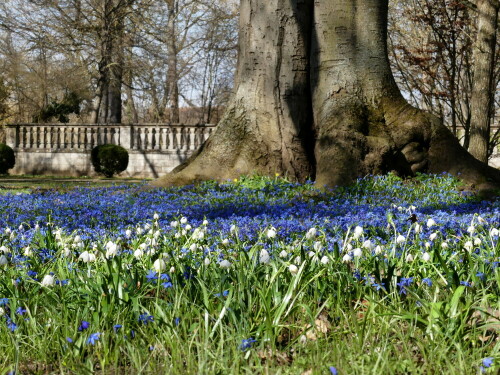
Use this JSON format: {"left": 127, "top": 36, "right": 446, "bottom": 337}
{"left": 113, "top": 324, "right": 122, "bottom": 333}
{"left": 7, "top": 320, "right": 17, "bottom": 332}
{"left": 87, "top": 332, "right": 100, "bottom": 345}
{"left": 66, "top": 337, "right": 73, "bottom": 343}
{"left": 16, "top": 307, "right": 27, "bottom": 315}
{"left": 146, "top": 270, "right": 158, "bottom": 281}
{"left": 422, "top": 278, "right": 432, "bottom": 287}
{"left": 0, "top": 298, "right": 9, "bottom": 306}
{"left": 329, "top": 367, "right": 338, "bottom": 375}
{"left": 162, "top": 282, "right": 173, "bottom": 288}
{"left": 460, "top": 281, "right": 472, "bottom": 287}
{"left": 139, "top": 313, "right": 154, "bottom": 325}
{"left": 174, "top": 317, "right": 181, "bottom": 326}
{"left": 482, "top": 357, "right": 493, "bottom": 368}
{"left": 78, "top": 321, "right": 90, "bottom": 331}
{"left": 239, "top": 338, "right": 257, "bottom": 351}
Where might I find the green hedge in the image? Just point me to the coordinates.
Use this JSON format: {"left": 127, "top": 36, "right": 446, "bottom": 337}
{"left": 0, "top": 144, "right": 15, "bottom": 174}
{"left": 91, "top": 144, "right": 129, "bottom": 178}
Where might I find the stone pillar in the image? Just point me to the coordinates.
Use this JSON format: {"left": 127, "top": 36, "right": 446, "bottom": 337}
{"left": 120, "top": 125, "right": 132, "bottom": 149}
{"left": 6, "top": 126, "right": 17, "bottom": 149}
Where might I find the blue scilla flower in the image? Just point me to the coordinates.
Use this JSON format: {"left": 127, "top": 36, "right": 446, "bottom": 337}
{"left": 162, "top": 282, "right": 173, "bottom": 288}
{"left": 422, "top": 278, "right": 432, "bottom": 287}
{"left": 329, "top": 367, "right": 338, "bottom": 375}
{"left": 480, "top": 357, "right": 494, "bottom": 373}
{"left": 139, "top": 313, "right": 154, "bottom": 325}
{"left": 146, "top": 270, "right": 158, "bottom": 282}
{"left": 113, "top": 324, "right": 122, "bottom": 333}
{"left": 397, "top": 277, "right": 414, "bottom": 295}
{"left": 87, "top": 332, "right": 100, "bottom": 345}
{"left": 0, "top": 298, "right": 9, "bottom": 306}
{"left": 78, "top": 321, "right": 90, "bottom": 331}
{"left": 7, "top": 319, "right": 17, "bottom": 332}
{"left": 239, "top": 338, "right": 257, "bottom": 351}
{"left": 460, "top": 281, "right": 472, "bottom": 287}
{"left": 16, "top": 307, "right": 27, "bottom": 316}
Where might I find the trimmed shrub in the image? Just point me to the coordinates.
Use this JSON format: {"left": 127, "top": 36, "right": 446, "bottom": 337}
{"left": 0, "top": 144, "right": 15, "bottom": 174}
{"left": 91, "top": 144, "right": 129, "bottom": 178}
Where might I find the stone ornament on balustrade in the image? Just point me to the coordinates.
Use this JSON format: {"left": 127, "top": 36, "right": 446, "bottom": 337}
{"left": 5, "top": 124, "right": 216, "bottom": 178}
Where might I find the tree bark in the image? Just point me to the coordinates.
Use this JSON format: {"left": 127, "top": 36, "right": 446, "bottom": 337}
{"left": 165, "top": 0, "right": 180, "bottom": 124}
{"left": 469, "top": 0, "right": 499, "bottom": 162}
{"left": 155, "top": 0, "right": 500, "bottom": 191}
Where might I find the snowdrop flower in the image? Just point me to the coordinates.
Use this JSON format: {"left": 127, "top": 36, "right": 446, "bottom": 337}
{"left": 4, "top": 227, "right": 11, "bottom": 234}
{"left": 79, "top": 251, "right": 95, "bottom": 263}
{"left": 396, "top": 235, "right": 406, "bottom": 244}
{"left": 136, "top": 227, "right": 143, "bottom": 235}
{"left": 134, "top": 249, "right": 144, "bottom": 259}
{"left": 279, "top": 250, "right": 288, "bottom": 258}
{"left": 374, "top": 245, "right": 383, "bottom": 255}
{"left": 125, "top": 229, "right": 132, "bottom": 238}
{"left": 230, "top": 225, "right": 237, "bottom": 234}
{"left": 153, "top": 213, "right": 159, "bottom": 220}
{"left": 18, "top": 224, "right": 24, "bottom": 232}
{"left": 174, "top": 232, "right": 181, "bottom": 239}
{"left": 34, "top": 224, "right": 40, "bottom": 231}
{"left": 422, "top": 252, "right": 431, "bottom": 262}
{"left": 308, "top": 251, "right": 316, "bottom": 258}
{"left": 23, "top": 247, "right": 32, "bottom": 257}
{"left": 489, "top": 228, "right": 499, "bottom": 237}
{"left": 294, "top": 256, "right": 301, "bottom": 265}
{"left": 306, "top": 227, "right": 317, "bottom": 240}
{"left": 414, "top": 223, "right": 422, "bottom": 234}
{"left": 405, "top": 253, "right": 414, "bottom": 262}
{"left": 353, "top": 226, "right": 363, "bottom": 239}
{"left": 144, "top": 223, "right": 151, "bottom": 231}
{"left": 288, "top": 264, "right": 299, "bottom": 275}
{"left": 41, "top": 275, "right": 55, "bottom": 287}
{"left": 464, "top": 241, "right": 473, "bottom": 252}
{"left": 74, "top": 235, "right": 81, "bottom": 243}
{"left": 219, "top": 260, "right": 231, "bottom": 269}
{"left": 425, "top": 242, "right": 431, "bottom": 249}
{"left": 181, "top": 230, "right": 187, "bottom": 236}
{"left": 189, "top": 243, "right": 198, "bottom": 252}
{"left": 467, "top": 225, "right": 475, "bottom": 234}
{"left": 346, "top": 243, "right": 353, "bottom": 251}
{"left": 259, "top": 249, "right": 270, "bottom": 264}
{"left": 353, "top": 248, "right": 362, "bottom": 257}
{"left": 441, "top": 241, "right": 449, "bottom": 249}
{"left": 474, "top": 238, "right": 482, "bottom": 246}
{"left": 429, "top": 232, "right": 438, "bottom": 241}
{"left": 170, "top": 221, "right": 179, "bottom": 228}
{"left": 180, "top": 217, "right": 188, "bottom": 224}
{"left": 342, "top": 254, "right": 352, "bottom": 263}
{"left": 221, "top": 238, "right": 230, "bottom": 246}
{"left": 426, "top": 218, "right": 436, "bottom": 228}
{"left": 362, "top": 240, "right": 373, "bottom": 250}
{"left": 266, "top": 228, "right": 276, "bottom": 239}
{"left": 477, "top": 216, "right": 486, "bottom": 224}
{"left": 397, "top": 206, "right": 403, "bottom": 212}
{"left": 204, "top": 257, "right": 211, "bottom": 266}
{"left": 105, "top": 241, "right": 118, "bottom": 258}
{"left": 320, "top": 256, "right": 329, "bottom": 265}
{"left": 313, "top": 241, "right": 323, "bottom": 251}
{"left": 185, "top": 224, "right": 192, "bottom": 231}
{"left": 0, "top": 255, "right": 8, "bottom": 265}
{"left": 409, "top": 205, "right": 416, "bottom": 211}
{"left": 153, "top": 258, "right": 166, "bottom": 273}
{"left": 202, "top": 219, "right": 209, "bottom": 226}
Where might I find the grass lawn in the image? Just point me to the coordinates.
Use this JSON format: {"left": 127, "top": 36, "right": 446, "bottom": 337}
{"left": 0, "top": 173, "right": 498, "bottom": 374}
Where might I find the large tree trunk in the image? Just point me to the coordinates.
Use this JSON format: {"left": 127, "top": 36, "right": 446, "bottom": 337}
{"left": 155, "top": 0, "right": 500, "bottom": 190}
{"left": 469, "top": 0, "right": 499, "bottom": 163}
{"left": 165, "top": 0, "right": 180, "bottom": 124}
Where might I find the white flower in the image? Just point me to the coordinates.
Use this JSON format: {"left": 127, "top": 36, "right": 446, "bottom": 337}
{"left": 74, "top": 235, "right": 81, "bottom": 243}
{"left": 467, "top": 225, "right": 475, "bottom": 234}
{"left": 136, "top": 227, "right": 143, "bottom": 235}
{"left": 313, "top": 241, "right": 323, "bottom": 251}
{"left": 203, "top": 219, "right": 209, "bottom": 226}
{"left": 374, "top": 245, "right": 383, "bottom": 255}
{"left": 230, "top": 224, "right": 237, "bottom": 234}
{"left": 170, "top": 221, "right": 179, "bottom": 228}
{"left": 295, "top": 256, "right": 301, "bottom": 264}
{"left": 414, "top": 223, "right": 422, "bottom": 234}
{"left": 105, "top": 241, "right": 118, "bottom": 258}
{"left": 169, "top": 266, "right": 175, "bottom": 273}
{"left": 396, "top": 235, "right": 406, "bottom": 244}
{"left": 429, "top": 232, "right": 438, "bottom": 241}
{"left": 289, "top": 264, "right": 299, "bottom": 275}
{"left": 362, "top": 240, "right": 373, "bottom": 250}
{"left": 259, "top": 249, "right": 271, "bottom": 264}
{"left": 174, "top": 232, "right": 181, "bottom": 238}
{"left": 153, "top": 213, "right": 159, "bottom": 220}
{"left": 18, "top": 224, "right": 24, "bottom": 232}
{"left": 353, "top": 226, "right": 363, "bottom": 239}
{"left": 153, "top": 258, "right": 166, "bottom": 273}
{"left": 0, "top": 246, "right": 9, "bottom": 254}
{"left": 221, "top": 238, "right": 230, "bottom": 246}
{"left": 266, "top": 228, "right": 276, "bottom": 239}
{"left": 422, "top": 252, "right": 431, "bottom": 262}
{"left": 353, "top": 248, "right": 362, "bottom": 257}
{"left": 474, "top": 238, "right": 482, "bottom": 246}
{"left": 134, "top": 249, "right": 144, "bottom": 258}
{"left": 426, "top": 218, "right": 436, "bottom": 228}
{"left": 464, "top": 241, "right": 473, "bottom": 252}
{"left": 441, "top": 241, "right": 449, "bottom": 249}
{"left": 219, "top": 260, "right": 231, "bottom": 268}
{"left": 409, "top": 205, "right": 416, "bottom": 211}
{"left": 478, "top": 216, "right": 486, "bottom": 224}
{"left": 189, "top": 243, "right": 198, "bottom": 252}
{"left": 41, "top": 274, "right": 55, "bottom": 287}
{"left": 185, "top": 224, "right": 192, "bottom": 231}
{"left": 306, "top": 227, "right": 317, "bottom": 240}
{"left": 405, "top": 253, "right": 414, "bottom": 262}
{"left": 34, "top": 224, "right": 40, "bottom": 231}
{"left": 342, "top": 254, "right": 352, "bottom": 262}
{"left": 0, "top": 255, "right": 8, "bottom": 265}
{"left": 308, "top": 251, "right": 316, "bottom": 258}
{"left": 79, "top": 251, "right": 92, "bottom": 263}
{"left": 279, "top": 250, "right": 288, "bottom": 258}
{"left": 425, "top": 242, "right": 431, "bottom": 249}
{"left": 23, "top": 247, "right": 32, "bottom": 257}
{"left": 181, "top": 230, "right": 187, "bottom": 236}
{"left": 489, "top": 228, "right": 499, "bottom": 237}
{"left": 346, "top": 243, "right": 353, "bottom": 251}
{"left": 320, "top": 255, "right": 329, "bottom": 264}
{"left": 125, "top": 229, "right": 132, "bottom": 238}
{"left": 180, "top": 217, "right": 188, "bottom": 224}
{"left": 204, "top": 257, "right": 211, "bottom": 266}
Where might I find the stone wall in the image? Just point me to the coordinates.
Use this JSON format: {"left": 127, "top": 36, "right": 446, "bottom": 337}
{"left": 5, "top": 124, "right": 215, "bottom": 178}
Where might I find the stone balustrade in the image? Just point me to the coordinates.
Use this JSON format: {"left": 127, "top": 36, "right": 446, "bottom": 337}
{"left": 5, "top": 124, "right": 216, "bottom": 178}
